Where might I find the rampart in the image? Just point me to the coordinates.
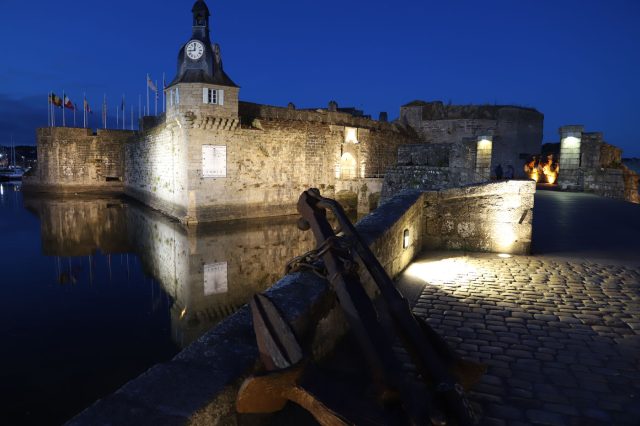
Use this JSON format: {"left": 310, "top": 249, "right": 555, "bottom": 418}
{"left": 381, "top": 143, "right": 483, "bottom": 198}
{"left": 68, "top": 181, "right": 534, "bottom": 425}
{"left": 124, "top": 102, "right": 418, "bottom": 224}
{"left": 400, "top": 101, "right": 543, "bottom": 179}
{"left": 557, "top": 128, "right": 639, "bottom": 203}
{"left": 24, "top": 127, "right": 135, "bottom": 193}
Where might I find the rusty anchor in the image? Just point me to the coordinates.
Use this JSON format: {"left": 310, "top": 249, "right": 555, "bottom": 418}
{"left": 295, "top": 188, "right": 484, "bottom": 425}
{"left": 236, "top": 293, "right": 351, "bottom": 426}
{"left": 238, "top": 189, "right": 485, "bottom": 425}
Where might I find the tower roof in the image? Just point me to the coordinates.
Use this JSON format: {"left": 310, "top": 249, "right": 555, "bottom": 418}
{"left": 192, "top": 0, "right": 210, "bottom": 17}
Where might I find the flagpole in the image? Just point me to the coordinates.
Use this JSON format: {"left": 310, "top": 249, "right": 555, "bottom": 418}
{"left": 73, "top": 104, "right": 76, "bottom": 127}
{"left": 47, "top": 92, "right": 51, "bottom": 127}
{"left": 83, "top": 93, "right": 86, "bottom": 128}
{"left": 62, "top": 90, "right": 66, "bottom": 127}
{"left": 155, "top": 80, "right": 158, "bottom": 115}
{"left": 131, "top": 108, "right": 134, "bottom": 130}
{"left": 138, "top": 94, "right": 142, "bottom": 119}
{"left": 146, "top": 74, "right": 150, "bottom": 117}
{"left": 116, "top": 103, "right": 119, "bottom": 128}
{"left": 162, "top": 72, "right": 165, "bottom": 113}
{"left": 122, "top": 94, "right": 126, "bottom": 130}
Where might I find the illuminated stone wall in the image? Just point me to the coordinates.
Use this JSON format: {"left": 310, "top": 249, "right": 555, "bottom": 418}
{"left": 175, "top": 102, "right": 416, "bottom": 223}
{"left": 124, "top": 121, "right": 190, "bottom": 219}
{"left": 381, "top": 143, "right": 479, "bottom": 199}
{"left": 165, "top": 83, "right": 240, "bottom": 121}
{"left": 400, "top": 101, "right": 543, "bottom": 179}
{"left": 557, "top": 126, "right": 638, "bottom": 203}
{"left": 423, "top": 180, "right": 535, "bottom": 254}
{"left": 25, "top": 127, "right": 133, "bottom": 192}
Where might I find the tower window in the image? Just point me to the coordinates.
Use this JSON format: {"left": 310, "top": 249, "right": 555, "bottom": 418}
{"left": 203, "top": 88, "right": 224, "bottom": 105}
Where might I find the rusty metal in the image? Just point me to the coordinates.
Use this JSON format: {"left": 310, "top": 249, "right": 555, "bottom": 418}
{"left": 297, "top": 188, "right": 481, "bottom": 425}
{"left": 297, "top": 190, "right": 432, "bottom": 425}
{"left": 237, "top": 294, "right": 351, "bottom": 426}
{"left": 250, "top": 293, "right": 303, "bottom": 371}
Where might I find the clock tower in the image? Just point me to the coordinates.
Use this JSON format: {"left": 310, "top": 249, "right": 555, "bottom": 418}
{"left": 166, "top": 0, "right": 239, "bottom": 120}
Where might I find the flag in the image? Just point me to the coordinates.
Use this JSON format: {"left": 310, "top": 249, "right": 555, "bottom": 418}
{"left": 84, "top": 99, "right": 92, "bottom": 114}
{"left": 50, "top": 93, "right": 63, "bottom": 107}
{"left": 64, "top": 95, "right": 74, "bottom": 110}
{"left": 147, "top": 74, "right": 157, "bottom": 92}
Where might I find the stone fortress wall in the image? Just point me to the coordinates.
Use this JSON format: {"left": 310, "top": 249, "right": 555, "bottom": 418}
{"left": 124, "top": 100, "right": 417, "bottom": 224}
{"left": 557, "top": 125, "right": 639, "bottom": 203}
{"left": 400, "top": 101, "right": 544, "bottom": 180}
{"left": 24, "top": 127, "right": 135, "bottom": 193}
{"left": 124, "top": 120, "right": 190, "bottom": 220}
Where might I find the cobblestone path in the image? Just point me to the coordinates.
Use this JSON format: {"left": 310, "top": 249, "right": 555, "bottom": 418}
{"left": 398, "top": 253, "right": 640, "bottom": 425}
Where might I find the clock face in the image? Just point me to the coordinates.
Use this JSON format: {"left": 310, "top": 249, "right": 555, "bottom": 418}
{"left": 186, "top": 40, "right": 204, "bottom": 60}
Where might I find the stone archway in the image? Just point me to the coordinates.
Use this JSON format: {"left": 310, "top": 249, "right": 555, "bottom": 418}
{"left": 339, "top": 152, "right": 356, "bottom": 180}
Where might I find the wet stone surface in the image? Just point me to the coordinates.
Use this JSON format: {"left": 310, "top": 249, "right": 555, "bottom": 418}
{"left": 399, "top": 253, "right": 640, "bottom": 425}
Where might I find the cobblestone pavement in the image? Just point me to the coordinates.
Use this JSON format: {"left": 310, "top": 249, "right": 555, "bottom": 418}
{"left": 397, "top": 252, "right": 640, "bottom": 425}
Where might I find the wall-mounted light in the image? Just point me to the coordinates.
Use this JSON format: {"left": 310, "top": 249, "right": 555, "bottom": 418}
{"left": 561, "top": 136, "right": 580, "bottom": 149}
{"left": 476, "top": 136, "right": 493, "bottom": 150}
{"left": 403, "top": 229, "right": 410, "bottom": 249}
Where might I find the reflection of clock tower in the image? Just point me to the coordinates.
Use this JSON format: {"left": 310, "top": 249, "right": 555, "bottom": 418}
{"left": 165, "top": 0, "right": 239, "bottom": 120}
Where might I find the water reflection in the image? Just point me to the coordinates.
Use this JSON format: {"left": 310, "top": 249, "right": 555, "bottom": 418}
{"left": 3, "top": 186, "right": 343, "bottom": 424}
{"left": 23, "top": 195, "right": 318, "bottom": 348}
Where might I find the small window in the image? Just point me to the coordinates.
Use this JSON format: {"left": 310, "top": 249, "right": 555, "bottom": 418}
{"left": 203, "top": 88, "right": 224, "bottom": 105}
{"left": 345, "top": 127, "right": 358, "bottom": 144}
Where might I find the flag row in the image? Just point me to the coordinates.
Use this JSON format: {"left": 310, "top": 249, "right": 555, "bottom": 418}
{"left": 47, "top": 73, "right": 166, "bottom": 129}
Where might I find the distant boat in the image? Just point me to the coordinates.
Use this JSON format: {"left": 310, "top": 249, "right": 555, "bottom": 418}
{"left": 0, "top": 167, "right": 26, "bottom": 181}
{"left": 0, "top": 135, "right": 26, "bottom": 181}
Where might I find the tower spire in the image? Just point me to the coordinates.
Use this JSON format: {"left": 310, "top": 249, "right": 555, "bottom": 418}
{"left": 192, "top": 0, "right": 210, "bottom": 27}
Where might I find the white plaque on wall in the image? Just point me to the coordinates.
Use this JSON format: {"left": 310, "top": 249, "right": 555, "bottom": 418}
{"left": 202, "top": 145, "right": 227, "bottom": 178}
{"left": 204, "top": 262, "right": 228, "bottom": 295}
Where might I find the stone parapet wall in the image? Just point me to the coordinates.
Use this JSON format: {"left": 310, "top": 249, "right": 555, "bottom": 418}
{"left": 423, "top": 180, "right": 535, "bottom": 255}
{"left": 67, "top": 189, "right": 427, "bottom": 425}
{"left": 381, "top": 166, "right": 478, "bottom": 200}
{"left": 239, "top": 101, "right": 408, "bottom": 133}
{"left": 24, "top": 127, "right": 134, "bottom": 191}
{"left": 583, "top": 168, "right": 626, "bottom": 200}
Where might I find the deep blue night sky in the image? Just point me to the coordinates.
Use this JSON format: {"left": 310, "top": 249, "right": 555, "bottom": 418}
{"left": 1, "top": 0, "right": 639, "bottom": 156}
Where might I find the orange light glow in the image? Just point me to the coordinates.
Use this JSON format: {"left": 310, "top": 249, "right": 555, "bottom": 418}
{"left": 524, "top": 155, "right": 559, "bottom": 184}
{"left": 541, "top": 154, "right": 559, "bottom": 184}
{"left": 524, "top": 158, "right": 539, "bottom": 182}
